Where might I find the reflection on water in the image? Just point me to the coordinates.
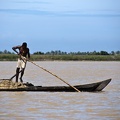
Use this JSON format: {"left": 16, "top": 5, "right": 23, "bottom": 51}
{"left": 0, "top": 61, "right": 120, "bottom": 120}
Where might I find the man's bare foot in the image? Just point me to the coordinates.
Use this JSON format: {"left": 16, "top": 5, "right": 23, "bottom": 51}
{"left": 20, "top": 78, "right": 23, "bottom": 83}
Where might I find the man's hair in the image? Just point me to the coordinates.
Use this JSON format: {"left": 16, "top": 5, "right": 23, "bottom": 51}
{"left": 22, "top": 42, "right": 27, "bottom": 47}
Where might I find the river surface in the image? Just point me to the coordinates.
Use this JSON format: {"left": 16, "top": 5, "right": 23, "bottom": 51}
{"left": 0, "top": 61, "right": 120, "bottom": 120}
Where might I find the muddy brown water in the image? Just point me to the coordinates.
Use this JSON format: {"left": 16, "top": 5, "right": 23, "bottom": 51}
{"left": 0, "top": 61, "right": 120, "bottom": 120}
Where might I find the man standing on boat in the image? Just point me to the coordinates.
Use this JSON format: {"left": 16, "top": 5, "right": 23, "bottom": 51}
{"left": 12, "top": 42, "right": 30, "bottom": 83}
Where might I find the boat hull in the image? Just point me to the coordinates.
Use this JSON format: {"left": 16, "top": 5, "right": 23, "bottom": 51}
{"left": 0, "top": 79, "right": 111, "bottom": 92}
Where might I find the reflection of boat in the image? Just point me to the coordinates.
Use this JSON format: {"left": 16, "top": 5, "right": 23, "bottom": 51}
{"left": 0, "top": 79, "right": 111, "bottom": 92}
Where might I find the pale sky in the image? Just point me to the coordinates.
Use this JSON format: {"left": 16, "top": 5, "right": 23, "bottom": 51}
{"left": 0, "top": 0, "right": 120, "bottom": 53}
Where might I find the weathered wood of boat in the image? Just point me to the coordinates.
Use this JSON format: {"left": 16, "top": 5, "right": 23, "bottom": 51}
{"left": 0, "top": 79, "right": 111, "bottom": 92}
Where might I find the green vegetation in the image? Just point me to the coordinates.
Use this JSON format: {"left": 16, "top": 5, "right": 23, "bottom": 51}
{"left": 0, "top": 54, "right": 120, "bottom": 61}
{"left": 31, "top": 54, "right": 120, "bottom": 61}
{"left": 0, "top": 50, "right": 120, "bottom": 61}
{"left": 0, "top": 54, "right": 18, "bottom": 61}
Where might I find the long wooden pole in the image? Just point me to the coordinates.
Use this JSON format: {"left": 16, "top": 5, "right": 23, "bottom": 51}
{"left": 21, "top": 56, "right": 80, "bottom": 92}
{"left": 10, "top": 70, "right": 22, "bottom": 80}
{"left": 1, "top": 70, "right": 22, "bottom": 81}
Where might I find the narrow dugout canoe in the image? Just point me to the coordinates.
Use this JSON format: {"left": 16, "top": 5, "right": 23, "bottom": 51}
{"left": 0, "top": 79, "right": 111, "bottom": 92}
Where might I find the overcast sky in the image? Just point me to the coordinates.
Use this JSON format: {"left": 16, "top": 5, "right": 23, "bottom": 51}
{"left": 0, "top": 0, "right": 120, "bottom": 53}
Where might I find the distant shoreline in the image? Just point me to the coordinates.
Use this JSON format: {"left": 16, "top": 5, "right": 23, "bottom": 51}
{"left": 0, "top": 54, "right": 120, "bottom": 61}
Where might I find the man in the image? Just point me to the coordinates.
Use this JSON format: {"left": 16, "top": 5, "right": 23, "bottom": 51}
{"left": 12, "top": 42, "right": 30, "bottom": 83}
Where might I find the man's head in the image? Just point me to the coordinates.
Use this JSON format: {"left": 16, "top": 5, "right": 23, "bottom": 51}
{"left": 22, "top": 42, "right": 27, "bottom": 48}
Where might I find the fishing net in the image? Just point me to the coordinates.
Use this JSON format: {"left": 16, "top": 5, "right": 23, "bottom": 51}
{"left": 0, "top": 80, "right": 27, "bottom": 89}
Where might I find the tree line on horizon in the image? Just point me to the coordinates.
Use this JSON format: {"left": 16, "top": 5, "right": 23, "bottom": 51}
{"left": 33, "top": 50, "right": 120, "bottom": 55}
{"left": 1, "top": 49, "right": 120, "bottom": 55}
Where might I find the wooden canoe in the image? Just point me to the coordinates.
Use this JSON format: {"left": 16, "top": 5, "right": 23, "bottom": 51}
{"left": 0, "top": 79, "right": 111, "bottom": 92}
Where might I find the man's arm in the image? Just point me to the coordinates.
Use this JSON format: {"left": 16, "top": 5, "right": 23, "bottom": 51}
{"left": 27, "top": 48, "right": 30, "bottom": 59}
{"left": 12, "top": 46, "right": 20, "bottom": 54}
